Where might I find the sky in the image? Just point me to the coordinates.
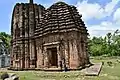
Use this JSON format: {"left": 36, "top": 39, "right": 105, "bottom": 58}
{"left": 0, "top": 0, "right": 120, "bottom": 37}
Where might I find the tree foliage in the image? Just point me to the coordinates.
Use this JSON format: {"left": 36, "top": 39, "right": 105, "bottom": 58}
{"left": 88, "top": 29, "right": 120, "bottom": 56}
{"left": 0, "top": 32, "right": 11, "bottom": 54}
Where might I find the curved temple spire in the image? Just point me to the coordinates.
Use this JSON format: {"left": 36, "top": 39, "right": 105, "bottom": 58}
{"left": 29, "top": 0, "right": 33, "bottom": 3}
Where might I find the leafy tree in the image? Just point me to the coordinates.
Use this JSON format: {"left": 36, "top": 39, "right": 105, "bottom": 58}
{"left": 0, "top": 32, "right": 11, "bottom": 54}
{"left": 88, "top": 29, "right": 120, "bottom": 56}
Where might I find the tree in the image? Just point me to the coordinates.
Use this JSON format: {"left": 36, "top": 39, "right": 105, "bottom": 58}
{"left": 0, "top": 32, "right": 11, "bottom": 54}
{"left": 88, "top": 29, "right": 120, "bottom": 56}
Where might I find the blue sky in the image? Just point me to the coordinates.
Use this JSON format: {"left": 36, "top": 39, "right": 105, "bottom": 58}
{"left": 0, "top": 0, "right": 120, "bottom": 37}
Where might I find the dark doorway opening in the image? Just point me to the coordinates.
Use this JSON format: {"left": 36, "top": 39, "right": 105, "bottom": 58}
{"left": 47, "top": 47, "right": 58, "bottom": 67}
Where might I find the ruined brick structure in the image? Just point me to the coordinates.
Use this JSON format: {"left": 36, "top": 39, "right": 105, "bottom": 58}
{"left": 10, "top": 0, "right": 90, "bottom": 70}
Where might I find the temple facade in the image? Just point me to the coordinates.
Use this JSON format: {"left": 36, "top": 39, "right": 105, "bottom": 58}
{"left": 10, "top": 0, "right": 90, "bottom": 70}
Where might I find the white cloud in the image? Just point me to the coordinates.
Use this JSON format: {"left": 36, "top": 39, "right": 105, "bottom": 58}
{"left": 114, "top": 8, "right": 120, "bottom": 20}
{"left": 87, "top": 21, "right": 120, "bottom": 37}
{"left": 76, "top": 0, "right": 119, "bottom": 21}
{"left": 114, "top": 8, "right": 120, "bottom": 25}
{"left": 76, "top": 0, "right": 120, "bottom": 37}
{"left": 105, "top": 0, "right": 119, "bottom": 14}
{"left": 76, "top": 1, "right": 102, "bottom": 20}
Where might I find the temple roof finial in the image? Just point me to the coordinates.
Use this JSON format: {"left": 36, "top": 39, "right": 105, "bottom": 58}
{"left": 29, "top": 0, "right": 33, "bottom": 4}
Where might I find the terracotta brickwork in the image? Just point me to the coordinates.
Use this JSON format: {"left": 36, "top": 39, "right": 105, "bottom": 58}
{"left": 10, "top": 1, "right": 90, "bottom": 70}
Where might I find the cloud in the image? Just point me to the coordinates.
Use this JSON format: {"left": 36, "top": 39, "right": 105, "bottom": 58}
{"left": 87, "top": 21, "right": 120, "bottom": 37}
{"left": 114, "top": 8, "right": 120, "bottom": 25}
{"left": 76, "top": 0, "right": 119, "bottom": 21}
{"left": 105, "top": 0, "right": 119, "bottom": 14}
{"left": 75, "top": 0, "right": 120, "bottom": 37}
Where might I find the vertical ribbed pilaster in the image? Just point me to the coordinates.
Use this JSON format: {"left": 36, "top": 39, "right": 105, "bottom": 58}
{"left": 11, "top": 2, "right": 45, "bottom": 70}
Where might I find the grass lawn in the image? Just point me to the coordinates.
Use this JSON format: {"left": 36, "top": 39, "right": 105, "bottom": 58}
{"left": 0, "top": 57, "right": 120, "bottom": 80}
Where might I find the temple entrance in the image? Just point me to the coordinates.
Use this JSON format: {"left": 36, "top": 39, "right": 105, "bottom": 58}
{"left": 47, "top": 47, "right": 58, "bottom": 67}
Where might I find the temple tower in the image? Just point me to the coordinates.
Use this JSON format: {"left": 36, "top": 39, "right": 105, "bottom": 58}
{"left": 11, "top": 1, "right": 90, "bottom": 70}
{"left": 30, "top": 0, "right": 33, "bottom": 3}
{"left": 11, "top": 0, "right": 45, "bottom": 69}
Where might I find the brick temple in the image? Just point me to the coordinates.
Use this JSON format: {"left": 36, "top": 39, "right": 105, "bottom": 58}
{"left": 10, "top": 0, "right": 90, "bottom": 70}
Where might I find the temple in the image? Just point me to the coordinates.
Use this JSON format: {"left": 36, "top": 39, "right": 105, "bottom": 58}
{"left": 10, "top": 1, "right": 90, "bottom": 70}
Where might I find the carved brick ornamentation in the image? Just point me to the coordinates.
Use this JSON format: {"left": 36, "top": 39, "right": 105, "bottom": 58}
{"left": 10, "top": 1, "right": 90, "bottom": 70}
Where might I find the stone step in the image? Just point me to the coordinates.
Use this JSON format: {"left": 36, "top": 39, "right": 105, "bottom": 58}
{"left": 82, "top": 63, "right": 102, "bottom": 76}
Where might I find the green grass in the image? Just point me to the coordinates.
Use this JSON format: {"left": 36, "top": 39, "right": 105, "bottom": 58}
{"left": 0, "top": 57, "right": 120, "bottom": 80}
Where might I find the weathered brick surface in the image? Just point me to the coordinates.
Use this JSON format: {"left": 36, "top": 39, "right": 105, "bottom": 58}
{"left": 10, "top": 1, "right": 90, "bottom": 70}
